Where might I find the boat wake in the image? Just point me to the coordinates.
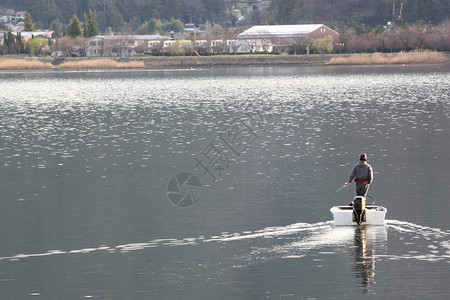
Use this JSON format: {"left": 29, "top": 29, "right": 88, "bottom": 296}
{"left": 380, "top": 220, "right": 450, "bottom": 263}
{"left": 0, "top": 220, "right": 448, "bottom": 264}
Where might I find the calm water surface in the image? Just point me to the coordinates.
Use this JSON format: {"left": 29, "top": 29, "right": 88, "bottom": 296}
{"left": 0, "top": 65, "right": 449, "bottom": 299}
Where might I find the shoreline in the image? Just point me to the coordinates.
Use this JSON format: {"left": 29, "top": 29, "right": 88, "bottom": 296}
{"left": 0, "top": 52, "right": 449, "bottom": 71}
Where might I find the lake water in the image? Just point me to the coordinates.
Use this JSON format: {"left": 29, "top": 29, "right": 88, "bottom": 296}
{"left": 0, "top": 65, "right": 449, "bottom": 299}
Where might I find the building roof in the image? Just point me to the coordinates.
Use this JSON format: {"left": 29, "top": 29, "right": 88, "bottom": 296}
{"left": 90, "top": 35, "right": 170, "bottom": 40}
{"left": 15, "top": 31, "right": 53, "bottom": 38}
{"left": 238, "top": 24, "right": 338, "bottom": 38}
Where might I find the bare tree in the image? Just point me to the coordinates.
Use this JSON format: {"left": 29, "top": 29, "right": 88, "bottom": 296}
{"left": 103, "top": 35, "right": 135, "bottom": 57}
{"left": 52, "top": 36, "right": 85, "bottom": 56}
{"left": 134, "top": 40, "right": 150, "bottom": 55}
{"left": 228, "top": 40, "right": 240, "bottom": 54}
{"left": 287, "top": 35, "right": 311, "bottom": 54}
{"left": 254, "top": 29, "right": 273, "bottom": 53}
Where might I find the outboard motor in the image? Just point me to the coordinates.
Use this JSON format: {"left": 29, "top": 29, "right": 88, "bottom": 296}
{"left": 352, "top": 196, "right": 366, "bottom": 225}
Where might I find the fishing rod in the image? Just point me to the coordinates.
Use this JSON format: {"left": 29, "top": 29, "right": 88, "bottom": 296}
{"left": 326, "top": 184, "right": 347, "bottom": 200}
{"left": 327, "top": 183, "right": 376, "bottom": 203}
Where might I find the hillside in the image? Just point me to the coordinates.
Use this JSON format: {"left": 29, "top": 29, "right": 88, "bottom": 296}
{"left": 266, "top": 0, "right": 449, "bottom": 26}
{"left": 0, "top": 0, "right": 448, "bottom": 32}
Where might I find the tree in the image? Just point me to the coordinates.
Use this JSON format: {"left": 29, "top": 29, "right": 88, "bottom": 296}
{"left": 102, "top": 35, "right": 135, "bottom": 57}
{"left": 374, "top": 0, "right": 391, "bottom": 25}
{"left": 289, "top": 35, "right": 312, "bottom": 54}
{"left": 374, "top": 25, "right": 384, "bottom": 35}
{"left": 83, "top": 12, "right": 88, "bottom": 36}
{"left": 29, "top": 0, "right": 54, "bottom": 29}
{"left": 170, "top": 39, "right": 193, "bottom": 56}
{"left": 4, "top": 31, "right": 17, "bottom": 54}
{"left": 84, "top": 10, "right": 99, "bottom": 38}
{"left": 179, "top": 0, "right": 205, "bottom": 24}
{"left": 51, "top": 36, "right": 85, "bottom": 56}
{"left": 164, "top": 18, "right": 184, "bottom": 33}
{"left": 353, "top": 24, "right": 365, "bottom": 35}
{"left": 97, "top": 3, "right": 124, "bottom": 32}
{"left": 137, "top": 20, "right": 150, "bottom": 34}
{"left": 67, "top": 15, "right": 83, "bottom": 38}
{"left": 24, "top": 12, "right": 36, "bottom": 31}
{"left": 50, "top": 18, "right": 64, "bottom": 36}
{"left": 254, "top": 30, "right": 273, "bottom": 53}
{"left": 311, "top": 35, "right": 334, "bottom": 56}
{"left": 15, "top": 32, "right": 25, "bottom": 54}
{"left": 148, "top": 18, "right": 164, "bottom": 34}
{"left": 202, "top": 0, "right": 226, "bottom": 23}
{"left": 26, "top": 37, "right": 48, "bottom": 55}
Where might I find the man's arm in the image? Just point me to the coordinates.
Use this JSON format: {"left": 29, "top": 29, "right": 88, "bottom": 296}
{"left": 345, "top": 166, "right": 356, "bottom": 186}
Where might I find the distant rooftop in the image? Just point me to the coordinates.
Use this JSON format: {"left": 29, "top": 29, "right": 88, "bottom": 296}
{"left": 14, "top": 31, "right": 53, "bottom": 37}
{"left": 90, "top": 35, "right": 170, "bottom": 40}
{"left": 238, "top": 24, "right": 338, "bottom": 38}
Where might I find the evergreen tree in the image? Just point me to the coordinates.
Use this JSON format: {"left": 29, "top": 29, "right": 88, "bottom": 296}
{"left": 164, "top": 18, "right": 184, "bottom": 32}
{"left": 83, "top": 12, "right": 88, "bottom": 37}
{"left": 374, "top": 0, "right": 391, "bottom": 25}
{"left": 24, "top": 12, "right": 36, "bottom": 31}
{"left": 67, "top": 15, "right": 83, "bottom": 37}
{"left": 50, "top": 18, "right": 64, "bottom": 36}
{"left": 148, "top": 18, "right": 164, "bottom": 34}
{"left": 418, "top": 0, "right": 433, "bottom": 23}
{"left": 84, "top": 10, "right": 99, "bottom": 38}
{"left": 354, "top": 24, "right": 365, "bottom": 35}
{"left": 6, "top": 31, "right": 16, "bottom": 54}
{"left": 15, "top": 32, "right": 25, "bottom": 54}
{"left": 137, "top": 20, "right": 150, "bottom": 34}
{"left": 29, "top": 0, "right": 54, "bottom": 29}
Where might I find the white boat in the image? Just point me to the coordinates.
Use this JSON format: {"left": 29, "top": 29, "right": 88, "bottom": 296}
{"left": 330, "top": 196, "right": 387, "bottom": 226}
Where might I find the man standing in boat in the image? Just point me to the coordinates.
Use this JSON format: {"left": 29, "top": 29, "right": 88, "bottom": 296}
{"left": 345, "top": 153, "right": 373, "bottom": 197}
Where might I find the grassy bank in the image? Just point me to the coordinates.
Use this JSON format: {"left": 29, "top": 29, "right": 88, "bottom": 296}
{"left": 328, "top": 50, "right": 447, "bottom": 65}
{"left": 134, "top": 54, "right": 327, "bottom": 68}
{"left": 0, "top": 51, "right": 448, "bottom": 70}
{"left": 58, "top": 58, "right": 145, "bottom": 69}
{"left": 0, "top": 55, "right": 328, "bottom": 70}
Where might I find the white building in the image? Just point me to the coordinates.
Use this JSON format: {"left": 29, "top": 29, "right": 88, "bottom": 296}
{"left": 16, "top": 31, "right": 54, "bottom": 42}
{"left": 236, "top": 24, "right": 340, "bottom": 53}
{"left": 86, "top": 35, "right": 171, "bottom": 57}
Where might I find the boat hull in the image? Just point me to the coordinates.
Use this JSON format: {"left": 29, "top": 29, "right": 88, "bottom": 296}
{"left": 330, "top": 205, "right": 387, "bottom": 226}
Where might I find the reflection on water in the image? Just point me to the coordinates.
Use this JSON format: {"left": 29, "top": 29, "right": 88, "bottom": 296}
{"left": 352, "top": 226, "right": 387, "bottom": 294}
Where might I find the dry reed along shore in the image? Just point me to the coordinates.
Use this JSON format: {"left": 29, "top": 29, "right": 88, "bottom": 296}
{"left": 328, "top": 50, "right": 447, "bottom": 65}
{"left": 0, "top": 58, "right": 145, "bottom": 70}
{"left": 0, "top": 51, "right": 447, "bottom": 70}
